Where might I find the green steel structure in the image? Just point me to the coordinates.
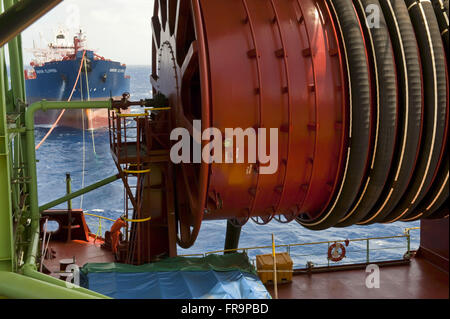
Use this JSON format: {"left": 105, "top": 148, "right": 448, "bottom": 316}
{"left": 0, "top": 0, "right": 110, "bottom": 299}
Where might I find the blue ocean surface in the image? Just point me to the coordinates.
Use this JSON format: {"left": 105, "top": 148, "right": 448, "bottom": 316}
{"left": 35, "top": 65, "right": 420, "bottom": 268}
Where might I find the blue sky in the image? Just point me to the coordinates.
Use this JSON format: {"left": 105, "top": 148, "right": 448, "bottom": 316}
{"left": 20, "top": 0, "right": 155, "bottom": 66}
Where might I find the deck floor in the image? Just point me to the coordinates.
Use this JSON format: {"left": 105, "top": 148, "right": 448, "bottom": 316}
{"left": 44, "top": 238, "right": 448, "bottom": 299}
{"left": 265, "top": 257, "right": 449, "bottom": 299}
{"left": 44, "top": 237, "right": 114, "bottom": 277}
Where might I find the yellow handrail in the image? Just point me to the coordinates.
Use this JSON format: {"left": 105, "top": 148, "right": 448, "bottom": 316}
{"left": 84, "top": 213, "right": 116, "bottom": 222}
{"left": 117, "top": 113, "right": 148, "bottom": 118}
{"left": 95, "top": 218, "right": 101, "bottom": 243}
{"left": 124, "top": 217, "right": 151, "bottom": 223}
{"left": 144, "top": 107, "right": 171, "bottom": 112}
{"left": 84, "top": 212, "right": 151, "bottom": 223}
{"left": 404, "top": 227, "right": 420, "bottom": 234}
{"left": 123, "top": 169, "right": 151, "bottom": 174}
{"left": 112, "top": 107, "right": 171, "bottom": 117}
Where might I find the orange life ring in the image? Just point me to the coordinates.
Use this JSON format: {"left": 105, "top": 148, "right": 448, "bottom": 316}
{"left": 328, "top": 242, "right": 346, "bottom": 262}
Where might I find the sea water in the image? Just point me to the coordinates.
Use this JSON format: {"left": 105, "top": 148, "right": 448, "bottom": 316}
{"left": 35, "top": 65, "right": 420, "bottom": 268}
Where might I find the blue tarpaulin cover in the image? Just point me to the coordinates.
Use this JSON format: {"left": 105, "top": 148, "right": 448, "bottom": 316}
{"left": 80, "top": 253, "right": 271, "bottom": 299}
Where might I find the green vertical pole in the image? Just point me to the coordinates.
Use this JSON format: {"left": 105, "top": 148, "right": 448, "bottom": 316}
{"left": 66, "top": 173, "right": 72, "bottom": 210}
{"left": 406, "top": 231, "right": 411, "bottom": 259}
{"left": 224, "top": 219, "right": 242, "bottom": 254}
{"left": 0, "top": 46, "right": 14, "bottom": 272}
{"left": 9, "top": 136, "right": 19, "bottom": 217}
{"left": 66, "top": 173, "right": 72, "bottom": 242}
{"left": 16, "top": 33, "right": 25, "bottom": 100}
{"left": 327, "top": 242, "right": 330, "bottom": 267}
{"left": 366, "top": 239, "right": 370, "bottom": 264}
{"left": 4, "top": 0, "right": 26, "bottom": 202}
{"left": 6, "top": 0, "right": 29, "bottom": 221}
{"left": 4, "top": 0, "right": 27, "bottom": 273}
{"left": 1, "top": 46, "right": 8, "bottom": 92}
{"left": 3, "top": 0, "right": 25, "bottom": 105}
{"left": 13, "top": 127, "right": 21, "bottom": 216}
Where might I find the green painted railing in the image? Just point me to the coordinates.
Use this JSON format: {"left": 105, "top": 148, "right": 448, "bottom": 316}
{"left": 39, "top": 174, "right": 120, "bottom": 212}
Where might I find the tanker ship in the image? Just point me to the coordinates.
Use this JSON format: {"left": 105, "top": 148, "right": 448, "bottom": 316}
{"left": 25, "top": 28, "right": 130, "bottom": 130}
{"left": 0, "top": 0, "right": 448, "bottom": 301}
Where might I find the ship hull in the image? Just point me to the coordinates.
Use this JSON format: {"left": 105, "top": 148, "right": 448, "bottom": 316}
{"left": 26, "top": 50, "right": 130, "bottom": 130}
